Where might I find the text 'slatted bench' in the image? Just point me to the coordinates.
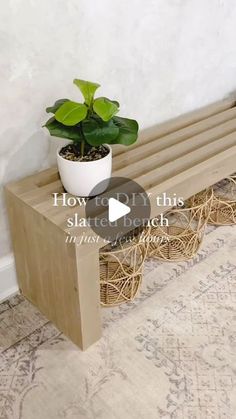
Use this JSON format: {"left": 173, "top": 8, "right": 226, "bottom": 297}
{"left": 5, "top": 98, "right": 236, "bottom": 350}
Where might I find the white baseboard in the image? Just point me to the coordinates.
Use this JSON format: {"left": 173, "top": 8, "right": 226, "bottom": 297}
{"left": 0, "top": 254, "right": 19, "bottom": 302}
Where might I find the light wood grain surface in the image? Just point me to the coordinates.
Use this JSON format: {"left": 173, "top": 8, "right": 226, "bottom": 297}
{"left": 5, "top": 97, "right": 236, "bottom": 349}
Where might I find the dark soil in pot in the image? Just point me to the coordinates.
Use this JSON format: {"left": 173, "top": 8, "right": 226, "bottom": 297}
{"left": 59, "top": 144, "right": 109, "bottom": 162}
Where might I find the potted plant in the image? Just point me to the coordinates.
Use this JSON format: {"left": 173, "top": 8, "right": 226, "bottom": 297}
{"left": 44, "top": 79, "right": 139, "bottom": 196}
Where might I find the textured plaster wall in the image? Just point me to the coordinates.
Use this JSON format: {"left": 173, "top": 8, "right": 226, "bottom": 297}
{"left": 1, "top": 0, "right": 236, "bottom": 258}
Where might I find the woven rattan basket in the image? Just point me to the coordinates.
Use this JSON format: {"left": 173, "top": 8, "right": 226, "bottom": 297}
{"left": 99, "top": 228, "right": 149, "bottom": 307}
{"left": 147, "top": 190, "right": 213, "bottom": 261}
{"left": 189, "top": 174, "right": 236, "bottom": 225}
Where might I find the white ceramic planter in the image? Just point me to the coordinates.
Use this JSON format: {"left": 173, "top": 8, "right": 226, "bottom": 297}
{"left": 57, "top": 144, "right": 112, "bottom": 197}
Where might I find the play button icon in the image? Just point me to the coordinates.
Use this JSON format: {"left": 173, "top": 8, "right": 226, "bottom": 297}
{"left": 108, "top": 198, "right": 131, "bottom": 223}
{"left": 85, "top": 177, "right": 151, "bottom": 242}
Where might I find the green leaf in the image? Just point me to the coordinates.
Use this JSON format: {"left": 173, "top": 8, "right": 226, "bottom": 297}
{"left": 112, "top": 116, "right": 139, "bottom": 145}
{"left": 109, "top": 99, "right": 120, "bottom": 108}
{"left": 46, "top": 99, "right": 69, "bottom": 114}
{"left": 55, "top": 101, "right": 87, "bottom": 126}
{"left": 43, "top": 117, "right": 82, "bottom": 142}
{"left": 73, "top": 79, "right": 100, "bottom": 106}
{"left": 82, "top": 117, "right": 119, "bottom": 146}
{"left": 93, "top": 97, "right": 119, "bottom": 121}
{"left": 94, "top": 97, "right": 119, "bottom": 108}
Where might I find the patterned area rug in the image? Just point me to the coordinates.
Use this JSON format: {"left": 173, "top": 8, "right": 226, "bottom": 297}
{"left": 0, "top": 224, "right": 236, "bottom": 419}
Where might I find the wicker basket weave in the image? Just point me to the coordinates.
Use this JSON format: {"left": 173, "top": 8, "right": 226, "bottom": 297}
{"left": 189, "top": 174, "right": 236, "bottom": 225}
{"left": 100, "top": 228, "right": 149, "bottom": 307}
{"left": 147, "top": 190, "right": 213, "bottom": 261}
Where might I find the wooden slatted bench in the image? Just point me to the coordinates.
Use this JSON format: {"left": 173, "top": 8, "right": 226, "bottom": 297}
{"left": 5, "top": 98, "right": 236, "bottom": 350}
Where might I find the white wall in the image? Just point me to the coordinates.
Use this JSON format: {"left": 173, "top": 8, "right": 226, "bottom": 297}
{"left": 0, "top": 0, "right": 236, "bottom": 296}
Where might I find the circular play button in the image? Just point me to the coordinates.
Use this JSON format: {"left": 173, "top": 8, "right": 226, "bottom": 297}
{"left": 108, "top": 197, "right": 131, "bottom": 222}
{"left": 85, "top": 177, "right": 151, "bottom": 242}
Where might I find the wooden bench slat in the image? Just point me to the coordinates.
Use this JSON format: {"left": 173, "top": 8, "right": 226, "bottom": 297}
{"left": 112, "top": 97, "right": 235, "bottom": 156}
{"left": 113, "top": 107, "right": 236, "bottom": 170}
{"left": 133, "top": 131, "right": 236, "bottom": 191}
{"left": 114, "top": 118, "right": 236, "bottom": 178}
{"left": 6, "top": 167, "right": 59, "bottom": 196}
{"left": 148, "top": 144, "right": 236, "bottom": 217}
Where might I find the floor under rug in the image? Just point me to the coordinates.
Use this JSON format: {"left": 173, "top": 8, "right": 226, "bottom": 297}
{"left": 0, "top": 224, "right": 236, "bottom": 419}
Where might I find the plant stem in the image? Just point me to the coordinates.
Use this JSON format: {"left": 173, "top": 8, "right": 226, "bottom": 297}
{"left": 81, "top": 139, "right": 85, "bottom": 157}
{"left": 79, "top": 122, "right": 86, "bottom": 158}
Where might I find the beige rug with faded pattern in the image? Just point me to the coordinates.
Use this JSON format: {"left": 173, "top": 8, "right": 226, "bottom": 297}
{"left": 0, "top": 224, "right": 236, "bottom": 419}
